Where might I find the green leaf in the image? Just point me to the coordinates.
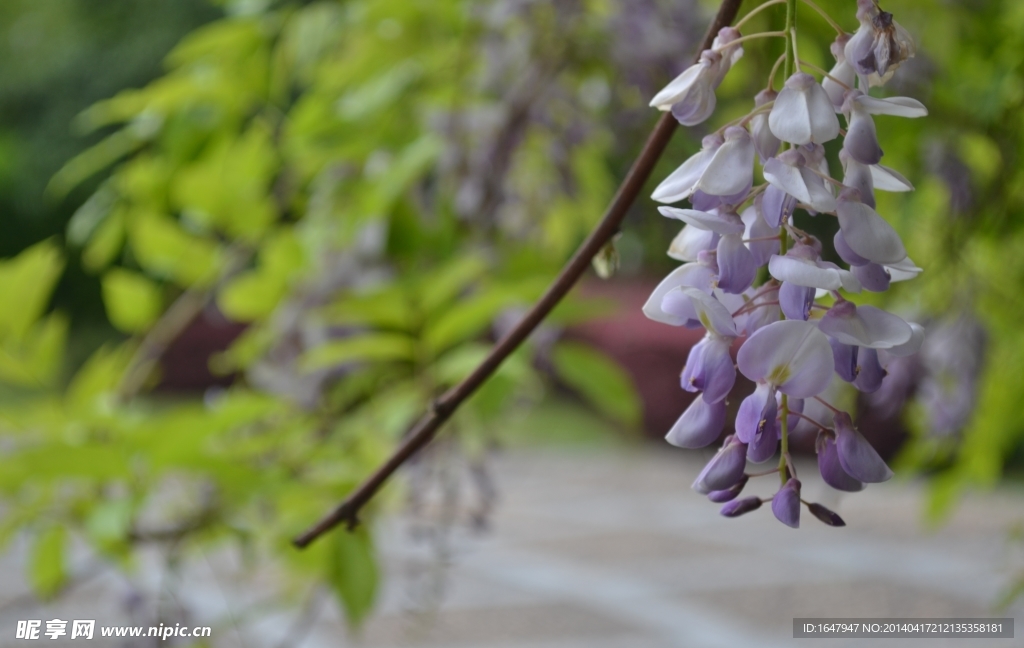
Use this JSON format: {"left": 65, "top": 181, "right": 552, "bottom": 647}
{"left": 422, "top": 289, "right": 518, "bottom": 356}
{"left": 0, "top": 239, "right": 65, "bottom": 341}
{"left": 299, "top": 333, "right": 416, "bottom": 372}
{"left": 129, "top": 211, "right": 222, "bottom": 287}
{"left": 551, "top": 341, "right": 641, "bottom": 427}
{"left": 219, "top": 271, "right": 284, "bottom": 322}
{"left": 328, "top": 527, "right": 378, "bottom": 628}
{"left": 30, "top": 526, "right": 66, "bottom": 599}
{"left": 417, "top": 254, "right": 488, "bottom": 314}
{"left": 102, "top": 269, "right": 162, "bottom": 333}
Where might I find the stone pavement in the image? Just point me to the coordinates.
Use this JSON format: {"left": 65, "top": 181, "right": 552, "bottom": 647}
{"left": 2, "top": 446, "right": 1023, "bottom": 647}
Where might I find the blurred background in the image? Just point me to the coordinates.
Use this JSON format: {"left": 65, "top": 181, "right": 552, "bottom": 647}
{"left": 0, "top": 0, "right": 1023, "bottom": 645}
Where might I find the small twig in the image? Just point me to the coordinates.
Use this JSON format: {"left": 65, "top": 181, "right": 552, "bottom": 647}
{"left": 291, "top": 0, "right": 748, "bottom": 550}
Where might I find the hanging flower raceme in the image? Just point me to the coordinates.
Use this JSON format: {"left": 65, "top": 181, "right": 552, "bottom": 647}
{"left": 643, "top": 0, "right": 926, "bottom": 528}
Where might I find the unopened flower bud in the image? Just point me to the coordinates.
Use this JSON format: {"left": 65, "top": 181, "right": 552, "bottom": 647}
{"left": 720, "top": 496, "right": 762, "bottom": 517}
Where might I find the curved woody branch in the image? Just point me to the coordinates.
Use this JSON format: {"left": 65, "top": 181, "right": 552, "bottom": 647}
{"left": 292, "top": 0, "right": 746, "bottom": 549}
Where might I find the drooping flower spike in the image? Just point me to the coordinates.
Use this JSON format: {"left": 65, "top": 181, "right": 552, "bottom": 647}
{"left": 645, "top": 0, "right": 925, "bottom": 528}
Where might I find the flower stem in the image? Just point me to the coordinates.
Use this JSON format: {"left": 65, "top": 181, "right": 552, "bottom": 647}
{"left": 711, "top": 31, "right": 788, "bottom": 53}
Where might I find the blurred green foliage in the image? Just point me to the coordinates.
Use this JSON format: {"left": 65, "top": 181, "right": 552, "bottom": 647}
{"left": 2, "top": 0, "right": 1024, "bottom": 632}
{"left": 0, "top": 0, "right": 654, "bottom": 632}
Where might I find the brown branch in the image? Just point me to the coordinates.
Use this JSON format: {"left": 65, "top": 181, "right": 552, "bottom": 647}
{"left": 292, "top": 0, "right": 745, "bottom": 550}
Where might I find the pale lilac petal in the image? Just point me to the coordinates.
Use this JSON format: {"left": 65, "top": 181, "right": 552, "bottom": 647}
{"left": 668, "top": 225, "right": 717, "bottom": 262}
{"left": 769, "top": 73, "right": 840, "bottom": 145}
{"left": 852, "top": 262, "right": 891, "bottom": 292}
{"left": 822, "top": 34, "right": 855, "bottom": 109}
{"left": 681, "top": 287, "right": 738, "bottom": 338}
{"left": 779, "top": 281, "right": 815, "bottom": 321}
{"left": 651, "top": 52, "right": 720, "bottom": 116}
{"left": 751, "top": 89, "right": 781, "bottom": 162}
{"left": 747, "top": 387, "right": 779, "bottom": 464}
{"left": 760, "top": 183, "right": 794, "bottom": 228}
{"left": 666, "top": 397, "right": 726, "bottom": 449}
{"left": 692, "top": 437, "right": 748, "bottom": 494}
{"left": 841, "top": 151, "right": 876, "bottom": 209}
{"left": 829, "top": 337, "right": 859, "bottom": 383}
{"left": 695, "top": 127, "right": 755, "bottom": 197}
{"left": 853, "top": 347, "right": 885, "bottom": 393}
{"left": 833, "top": 230, "right": 870, "bottom": 266}
{"left": 681, "top": 336, "right": 736, "bottom": 403}
{"left": 741, "top": 201, "right": 780, "bottom": 267}
{"left": 834, "top": 411, "right": 893, "bottom": 483}
{"left": 871, "top": 163, "right": 914, "bottom": 192}
{"left": 771, "top": 478, "right": 801, "bottom": 528}
{"left": 734, "top": 286, "right": 781, "bottom": 335}
{"left": 836, "top": 197, "right": 907, "bottom": 265}
{"left": 886, "top": 321, "right": 925, "bottom": 357}
{"left": 642, "top": 263, "right": 715, "bottom": 325}
{"left": 735, "top": 383, "right": 774, "bottom": 444}
{"left": 769, "top": 254, "right": 841, "bottom": 291}
{"left": 659, "top": 207, "right": 744, "bottom": 235}
{"left": 818, "top": 301, "right": 913, "bottom": 349}
{"left": 855, "top": 94, "right": 928, "bottom": 118}
{"left": 763, "top": 153, "right": 836, "bottom": 213}
{"left": 651, "top": 135, "right": 722, "bottom": 203}
{"left": 817, "top": 432, "right": 865, "bottom": 491}
{"left": 844, "top": 109, "right": 883, "bottom": 165}
{"left": 886, "top": 256, "right": 922, "bottom": 282}
{"left": 844, "top": 23, "right": 876, "bottom": 76}
{"left": 737, "top": 320, "right": 835, "bottom": 398}
{"left": 716, "top": 233, "right": 757, "bottom": 294}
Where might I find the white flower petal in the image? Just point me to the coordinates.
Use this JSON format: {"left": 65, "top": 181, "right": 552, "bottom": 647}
{"left": 768, "top": 255, "right": 842, "bottom": 291}
{"left": 886, "top": 321, "right": 925, "bottom": 357}
{"left": 650, "top": 63, "right": 704, "bottom": 110}
{"left": 819, "top": 303, "right": 913, "bottom": 349}
{"left": 681, "top": 287, "right": 738, "bottom": 338}
{"left": 885, "top": 256, "right": 922, "bottom": 282}
{"left": 694, "top": 127, "right": 754, "bottom": 197}
{"left": 870, "top": 164, "right": 914, "bottom": 192}
{"left": 642, "top": 263, "right": 715, "bottom": 325}
{"left": 737, "top": 319, "right": 835, "bottom": 398}
{"left": 658, "top": 207, "right": 744, "bottom": 235}
{"left": 668, "top": 225, "right": 715, "bottom": 262}
{"left": 836, "top": 200, "right": 907, "bottom": 265}
{"left": 855, "top": 94, "right": 927, "bottom": 118}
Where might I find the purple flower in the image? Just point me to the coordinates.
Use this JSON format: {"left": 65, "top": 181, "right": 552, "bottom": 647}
{"left": 742, "top": 199, "right": 780, "bottom": 267}
{"left": 853, "top": 347, "right": 885, "bottom": 393}
{"left": 763, "top": 149, "right": 837, "bottom": 214}
{"left": 817, "top": 431, "right": 865, "bottom": 492}
{"left": 652, "top": 134, "right": 723, "bottom": 203}
{"left": 693, "top": 126, "right": 755, "bottom": 198}
{"left": 768, "top": 245, "right": 861, "bottom": 293}
{"left": 768, "top": 73, "right": 840, "bottom": 145}
{"left": 822, "top": 34, "right": 855, "bottom": 109}
{"left": 779, "top": 281, "right": 815, "bottom": 321}
{"left": 772, "top": 478, "right": 802, "bottom": 528}
{"left": 735, "top": 382, "right": 779, "bottom": 463}
{"left": 666, "top": 396, "right": 726, "bottom": 449}
{"left": 818, "top": 299, "right": 913, "bottom": 350}
{"left": 737, "top": 319, "right": 835, "bottom": 399}
{"left": 807, "top": 502, "right": 846, "bottom": 527}
{"left": 750, "top": 89, "right": 781, "bottom": 162}
{"left": 708, "top": 474, "right": 749, "bottom": 502}
{"left": 693, "top": 436, "right": 748, "bottom": 494}
{"left": 720, "top": 496, "right": 762, "bottom": 518}
{"left": 834, "top": 411, "right": 893, "bottom": 483}
{"left": 835, "top": 188, "right": 908, "bottom": 265}
{"left": 829, "top": 337, "right": 859, "bottom": 383}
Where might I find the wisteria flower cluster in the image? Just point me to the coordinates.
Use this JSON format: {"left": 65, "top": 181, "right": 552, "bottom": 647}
{"left": 645, "top": 0, "right": 925, "bottom": 528}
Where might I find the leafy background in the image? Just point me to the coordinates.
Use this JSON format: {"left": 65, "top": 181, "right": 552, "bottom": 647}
{"left": 1, "top": 0, "right": 1023, "bottom": 638}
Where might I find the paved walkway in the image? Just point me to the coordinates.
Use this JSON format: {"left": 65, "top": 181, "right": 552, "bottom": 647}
{"left": 2, "top": 446, "right": 1023, "bottom": 647}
